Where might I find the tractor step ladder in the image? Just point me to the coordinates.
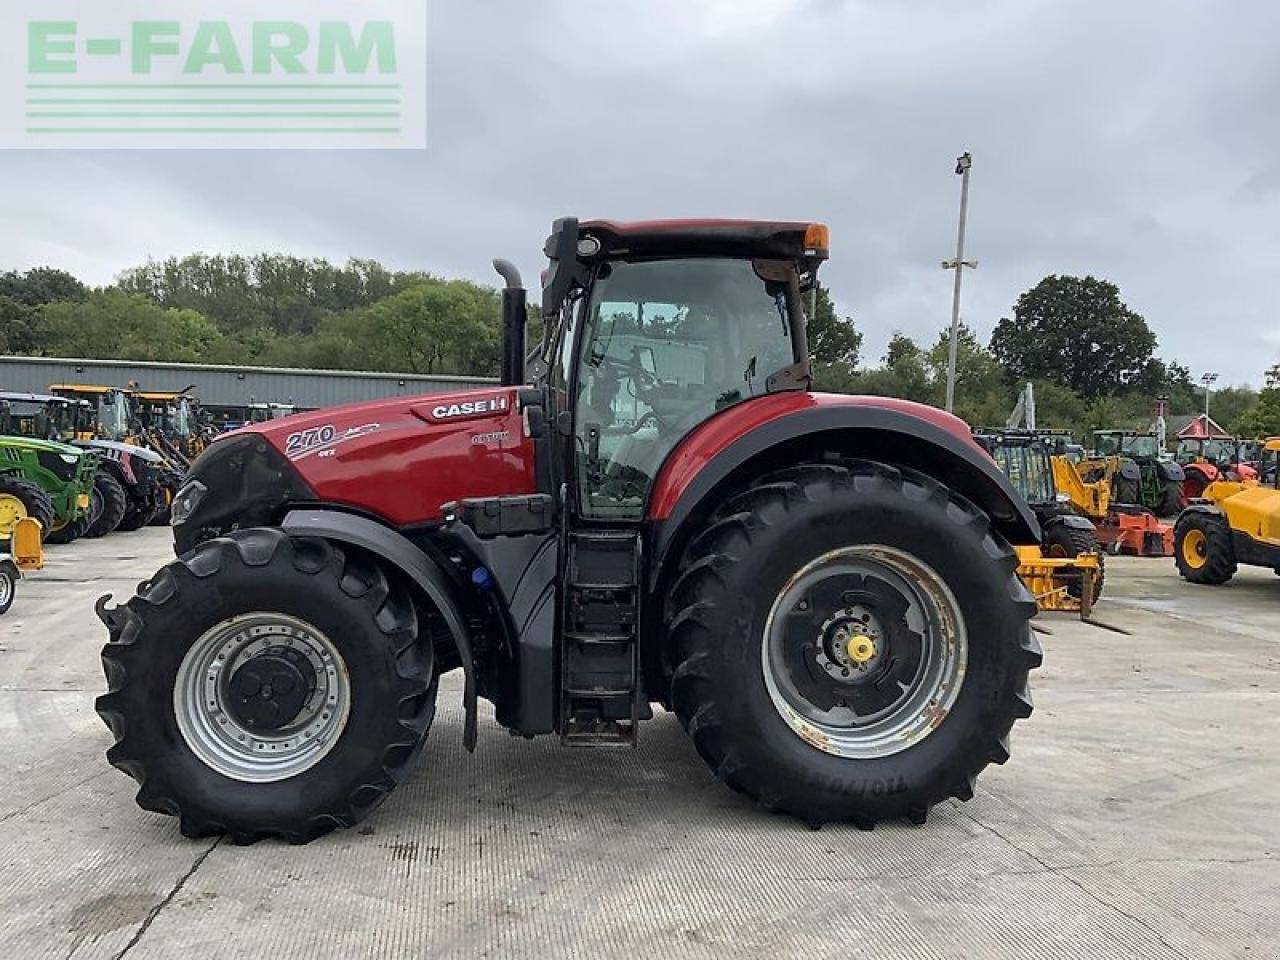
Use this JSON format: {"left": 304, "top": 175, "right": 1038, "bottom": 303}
{"left": 560, "top": 529, "right": 642, "bottom": 746}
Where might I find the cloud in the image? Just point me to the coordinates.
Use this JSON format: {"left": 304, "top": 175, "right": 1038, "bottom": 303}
{"left": 1, "top": 0, "right": 1276, "bottom": 385}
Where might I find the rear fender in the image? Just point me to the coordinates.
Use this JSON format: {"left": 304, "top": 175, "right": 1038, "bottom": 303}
{"left": 280, "top": 509, "right": 479, "bottom": 751}
{"left": 1045, "top": 513, "right": 1096, "bottom": 533}
{"left": 646, "top": 401, "right": 1042, "bottom": 591}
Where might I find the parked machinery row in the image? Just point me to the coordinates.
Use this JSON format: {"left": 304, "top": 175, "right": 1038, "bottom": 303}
{"left": 0, "top": 385, "right": 206, "bottom": 546}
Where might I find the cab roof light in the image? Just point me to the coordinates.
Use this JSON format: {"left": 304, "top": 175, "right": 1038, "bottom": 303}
{"left": 803, "top": 223, "right": 830, "bottom": 255}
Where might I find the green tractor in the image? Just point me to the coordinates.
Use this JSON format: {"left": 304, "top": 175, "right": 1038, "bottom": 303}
{"left": 0, "top": 394, "right": 101, "bottom": 545}
{"left": 1092, "top": 429, "right": 1184, "bottom": 517}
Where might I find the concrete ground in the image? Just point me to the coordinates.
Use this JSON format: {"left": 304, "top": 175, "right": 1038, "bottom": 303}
{"left": 1, "top": 529, "right": 1276, "bottom": 959}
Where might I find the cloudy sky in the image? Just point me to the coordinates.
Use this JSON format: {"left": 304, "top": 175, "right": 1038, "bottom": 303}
{"left": 2, "top": 0, "right": 1277, "bottom": 385}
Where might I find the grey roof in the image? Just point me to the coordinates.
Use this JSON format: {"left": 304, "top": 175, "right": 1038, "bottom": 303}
{"left": 1, "top": 356, "right": 497, "bottom": 411}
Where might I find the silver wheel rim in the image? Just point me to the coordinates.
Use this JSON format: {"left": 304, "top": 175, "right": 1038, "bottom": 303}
{"left": 174, "top": 612, "right": 351, "bottom": 782}
{"left": 762, "top": 545, "right": 967, "bottom": 759}
{"left": 0, "top": 571, "right": 12, "bottom": 608}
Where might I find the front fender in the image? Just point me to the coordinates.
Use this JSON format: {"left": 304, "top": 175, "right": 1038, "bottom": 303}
{"left": 280, "top": 509, "right": 479, "bottom": 751}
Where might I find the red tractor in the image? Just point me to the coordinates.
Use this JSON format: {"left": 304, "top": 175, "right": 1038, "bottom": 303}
{"left": 96, "top": 219, "right": 1042, "bottom": 843}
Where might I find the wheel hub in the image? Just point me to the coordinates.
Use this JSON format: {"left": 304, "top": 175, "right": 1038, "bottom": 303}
{"left": 816, "top": 607, "right": 885, "bottom": 681}
{"left": 173, "top": 612, "right": 351, "bottom": 783}
{"left": 226, "top": 646, "right": 317, "bottom": 731}
{"left": 0, "top": 494, "right": 28, "bottom": 530}
{"left": 763, "top": 545, "right": 967, "bottom": 760}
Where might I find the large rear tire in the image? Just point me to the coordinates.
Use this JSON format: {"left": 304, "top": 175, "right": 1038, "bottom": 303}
{"left": 115, "top": 500, "right": 157, "bottom": 532}
{"left": 85, "top": 472, "right": 127, "bottom": 539}
{"left": 1174, "top": 512, "right": 1236, "bottom": 585}
{"left": 0, "top": 478, "right": 55, "bottom": 544}
{"left": 96, "top": 528, "right": 439, "bottom": 844}
{"left": 666, "top": 461, "right": 1040, "bottom": 829}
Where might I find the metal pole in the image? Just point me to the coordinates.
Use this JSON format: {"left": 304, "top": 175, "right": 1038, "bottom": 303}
{"left": 944, "top": 152, "right": 974, "bottom": 413}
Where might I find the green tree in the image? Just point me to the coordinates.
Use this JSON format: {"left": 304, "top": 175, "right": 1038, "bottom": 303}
{"left": 34, "top": 290, "right": 222, "bottom": 363}
{"left": 0, "top": 295, "right": 37, "bottom": 353}
{"left": 806, "top": 285, "right": 862, "bottom": 368}
{"left": 1238, "top": 364, "right": 1280, "bottom": 437}
{"left": 990, "top": 276, "right": 1157, "bottom": 399}
{"left": 0, "top": 267, "right": 86, "bottom": 306}
{"left": 1205, "top": 385, "right": 1260, "bottom": 435}
{"left": 334, "top": 280, "right": 502, "bottom": 375}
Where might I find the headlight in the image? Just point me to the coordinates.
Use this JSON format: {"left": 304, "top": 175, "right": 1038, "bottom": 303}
{"left": 170, "top": 480, "right": 208, "bottom": 526}
{"left": 59, "top": 453, "right": 79, "bottom": 465}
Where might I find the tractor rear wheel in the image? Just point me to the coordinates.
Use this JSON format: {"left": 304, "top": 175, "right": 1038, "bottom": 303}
{"left": 85, "top": 472, "right": 127, "bottom": 539}
{"left": 0, "top": 479, "right": 55, "bottom": 544}
{"left": 1042, "top": 521, "right": 1106, "bottom": 598}
{"left": 667, "top": 460, "right": 1040, "bottom": 829}
{"left": 95, "top": 529, "right": 439, "bottom": 844}
{"left": 1174, "top": 512, "right": 1236, "bottom": 585}
{"left": 115, "top": 500, "right": 157, "bottom": 532}
{"left": 46, "top": 512, "right": 90, "bottom": 545}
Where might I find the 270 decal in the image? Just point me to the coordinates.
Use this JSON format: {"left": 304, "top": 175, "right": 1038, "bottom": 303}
{"left": 284, "top": 425, "right": 337, "bottom": 456}
{"left": 284, "top": 422, "right": 382, "bottom": 460}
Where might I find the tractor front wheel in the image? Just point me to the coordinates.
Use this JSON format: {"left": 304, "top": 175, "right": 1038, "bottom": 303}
{"left": 1174, "top": 512, "right": 1236, "bottom": 585}
{"left": 0, "top": 559, "right": 16, "bottom": 616}
{"left": 1042, "top": 521, "right": 1106, "bottom": 598}
{"left": 85, "top": 472, "right": 127, "bottom": 539}
{"left": 0, "top": 479, "right": 55, "bottom": 544}
{"left": 667, "top": 460, "right": 1040, "bottom": 829}
{"left": 95, "top": 529, "right": 439, "bottom": 843}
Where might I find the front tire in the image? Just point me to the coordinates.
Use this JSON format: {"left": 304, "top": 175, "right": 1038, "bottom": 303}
{"left": 0, "top": 560, "right": 16, "bottom": 616}
{"left": 1042, "top": 520, "right": 1106, "bottom": 598}
{"left": 1174, "top": 512, "right": 1236, "bottom": 585}
{"left": 0, "top": 478, "right": 56, "bottom": 543}
{"left": 95, "top": 529, "right": 439, "bottom": 843}
{"left": 666, "top": 461, "right": 1040, "bottom": 828}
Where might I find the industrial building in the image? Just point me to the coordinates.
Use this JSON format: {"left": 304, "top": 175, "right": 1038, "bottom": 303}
{"left": 0, "top": 355, "right": 496, "bottom": 416}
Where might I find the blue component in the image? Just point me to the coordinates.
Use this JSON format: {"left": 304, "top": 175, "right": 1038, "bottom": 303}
{"left": 471, "top": 566, "right": 493, "bottom": 589}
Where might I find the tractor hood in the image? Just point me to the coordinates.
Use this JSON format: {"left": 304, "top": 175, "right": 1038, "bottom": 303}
{"left": 78, "top": 439, "right": 164, "bottom": 463}
{"left": 0, "top": 435, "right": 85, "bottom": 458}
{"left": 173, "top": 386, "right": 535, "bottom": 553}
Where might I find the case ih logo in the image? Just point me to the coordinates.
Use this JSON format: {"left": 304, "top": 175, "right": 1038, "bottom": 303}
{"left": 429, "top": 395, "right": 509, "bottom": 422}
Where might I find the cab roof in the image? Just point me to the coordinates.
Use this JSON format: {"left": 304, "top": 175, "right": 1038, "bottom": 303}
{"left": 0, "top": 391, "right": 90, "bottom": 407}
{"left": 576, "top": 218, "right": 829, "bottom": 264}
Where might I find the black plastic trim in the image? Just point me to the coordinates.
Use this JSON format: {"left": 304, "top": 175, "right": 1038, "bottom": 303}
{"left": 281, "top": 508, "right": 480, "bottom": 751}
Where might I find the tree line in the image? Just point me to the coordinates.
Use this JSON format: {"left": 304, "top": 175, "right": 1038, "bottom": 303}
{"left": 1, "top": 258, "right": 1276, "bottom": 439}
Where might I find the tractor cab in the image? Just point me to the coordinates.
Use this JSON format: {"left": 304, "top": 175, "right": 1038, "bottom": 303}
{"left": 49, "top": 385, "right": 138, "bottom": 442}
{"left": 539, "top": 222, "right": 819, "bottom": 520}
{"left": 972, "top": 431, "right": 1060, "bottom": 511}
{"left": 247, "top": 402, "right": 297, "bottom": 423}
{"left": 0, "top": 393, "right": 58, "bottom": 440}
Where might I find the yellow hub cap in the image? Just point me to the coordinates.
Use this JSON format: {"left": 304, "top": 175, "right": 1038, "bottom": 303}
{"left": 0, "top": 493, "right": 29, "bottom": 533}
{"left": 845, "top": 633, "right": 877, "bottom": 664}
{"left": 1181, "top": 528, "right": 1208, "bottom": 568}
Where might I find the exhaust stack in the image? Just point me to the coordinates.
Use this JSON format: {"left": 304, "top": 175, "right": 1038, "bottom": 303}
{"left": 493, "top": 258, "right": 527, "bottom": 387}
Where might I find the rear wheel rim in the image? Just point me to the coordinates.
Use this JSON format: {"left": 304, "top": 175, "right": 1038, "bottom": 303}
{"left": 174, "top": 612, "right": 351, "bottom": 783}
{"left": 762, "top": 545, "right": 967, "bottom": 760}
{"left": 1182, "top": 528, "right": 1208, "bottom": 568}
{"left": 0, "top": 570, "right": 13, "bottom": 607}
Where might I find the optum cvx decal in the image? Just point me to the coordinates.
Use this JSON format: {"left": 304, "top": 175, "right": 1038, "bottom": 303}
{"left": 285, "top": 423, "right": 382, "bottom": 461}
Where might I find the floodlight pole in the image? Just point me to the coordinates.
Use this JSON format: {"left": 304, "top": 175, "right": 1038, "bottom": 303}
{"left": 942, "top": 152, "right": 977, "bottom": 413}
{"left": 1201, "top": 372, "right": 1219, "bottom": 420}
